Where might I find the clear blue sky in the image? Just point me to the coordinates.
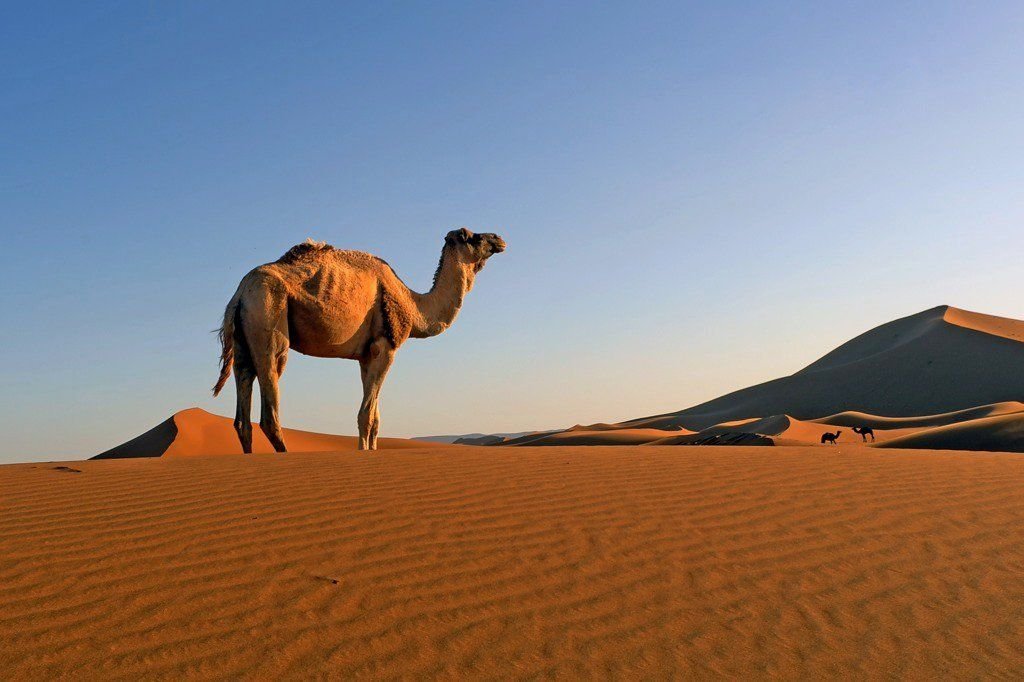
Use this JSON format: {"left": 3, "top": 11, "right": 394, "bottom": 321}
{"left": 2, "top": 2, "right": 1022, "bottom": 462}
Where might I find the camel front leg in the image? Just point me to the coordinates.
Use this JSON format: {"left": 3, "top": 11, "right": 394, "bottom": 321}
{"left": 358, "top": 340, "right": 395, "bottom": 451}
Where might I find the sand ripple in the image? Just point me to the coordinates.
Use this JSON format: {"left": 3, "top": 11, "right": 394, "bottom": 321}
{"left": 3, "top": 447, "right": 1024, "bottom": 678}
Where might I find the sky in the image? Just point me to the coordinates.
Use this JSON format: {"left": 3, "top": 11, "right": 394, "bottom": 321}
{"left": 2, "top": 1, "right": 1023, "bottom": 462}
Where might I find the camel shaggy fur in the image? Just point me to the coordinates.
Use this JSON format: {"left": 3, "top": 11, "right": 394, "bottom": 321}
{"left": 213, "top": 228, "right": 506, "bottom": 452}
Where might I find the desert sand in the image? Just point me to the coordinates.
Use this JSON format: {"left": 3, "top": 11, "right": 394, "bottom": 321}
{"left": 4, "top": 446, "right": 1024, "bottom": 678}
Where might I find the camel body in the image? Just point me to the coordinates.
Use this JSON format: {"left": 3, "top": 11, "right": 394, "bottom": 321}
{"left": 213, "top": 229, "right": 505, "bottom": 452}
{"left": 852, "top": 426, "right": 875, "bottom": 442}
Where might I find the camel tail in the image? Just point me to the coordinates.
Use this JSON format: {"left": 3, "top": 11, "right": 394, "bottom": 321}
{"left": 212, "top": 289, "right": 242, "bottom": 397}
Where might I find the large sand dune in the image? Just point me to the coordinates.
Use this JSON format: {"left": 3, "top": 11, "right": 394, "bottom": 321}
{"left": 621, "top": 306, "right": 1024, "bottom": 431}
{"left": 4, "top": 446, "right": 1024, "bottom": 678}
{"left": 468, "top": 306, "right": 1023, "bottom": 451}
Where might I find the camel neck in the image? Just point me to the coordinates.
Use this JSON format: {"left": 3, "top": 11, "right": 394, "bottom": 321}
{"left": 411, "top": 248, "right": 474, "bottom": 338}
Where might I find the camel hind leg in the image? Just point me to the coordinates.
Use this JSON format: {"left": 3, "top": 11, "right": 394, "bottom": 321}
{"left": 232, "top": 337, "right": 256, "bottom": 453}
{"left": 255, "top": 350, "right": 288, "bottom": 453}
{"left": 240, "top": 275, "right": 290, "bottom": 453}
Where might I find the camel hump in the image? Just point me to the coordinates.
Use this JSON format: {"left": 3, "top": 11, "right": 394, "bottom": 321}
{"left": 277, "top": 239, "right": 336, "bottom": 264}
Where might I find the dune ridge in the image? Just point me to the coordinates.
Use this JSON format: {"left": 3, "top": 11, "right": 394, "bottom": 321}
{"left": 4, "top": 447, "right": 1024, "bottom": 678}
{"left": 878, "top": 413, "right": 1024, "bottom": 453}
{"left": 812, "top": 401, "right": 1024, "bottom": 430}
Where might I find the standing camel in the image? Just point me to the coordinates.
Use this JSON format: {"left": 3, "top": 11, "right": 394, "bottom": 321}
{"left": 212, "top": 228, "right": 506, "bottom": 452}
{"left": 852, "top": 426, "right": 875, "bottom": 442}
{"left": 820, "top": 431, "right": 841, "bottom": 445}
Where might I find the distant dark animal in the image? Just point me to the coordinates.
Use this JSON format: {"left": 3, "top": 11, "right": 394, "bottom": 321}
{"left": 820, "top": 431, "right": 841, "bottom": 445}
{"left": 852, "top": 426, "right": 875, "bottom": 442}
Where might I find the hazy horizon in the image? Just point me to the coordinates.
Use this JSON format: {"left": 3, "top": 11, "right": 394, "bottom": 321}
{"left": 3, "top": 2, "right": 1023, "bottom": 462}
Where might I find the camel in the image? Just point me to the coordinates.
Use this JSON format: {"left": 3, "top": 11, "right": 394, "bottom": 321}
{"left": 820, "top": 431, "right": 841, "bottom": 445}
{"left": 852, "top": 426, "right": 875, "bottom": 442}
{"left": 212, "top": 228, "right": 506, "bottom": 452}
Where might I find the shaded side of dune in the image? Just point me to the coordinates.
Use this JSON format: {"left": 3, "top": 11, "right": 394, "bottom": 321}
{"left": 454, "top": 434, "right": 506, "bottom": 446}
{"left": 93, "top": 416, "right": 178, "bottom": 459}
{"left": 645, "top": 432, "right": 775, "bottom": 446}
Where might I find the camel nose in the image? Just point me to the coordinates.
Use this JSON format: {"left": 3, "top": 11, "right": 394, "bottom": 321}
{"left": 490, "top": 235, "right": 506, "bottom": 253}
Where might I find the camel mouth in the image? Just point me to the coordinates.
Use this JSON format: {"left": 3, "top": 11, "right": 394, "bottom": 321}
{"left": 489, "top": 237, "right": 506, "bottom": 254}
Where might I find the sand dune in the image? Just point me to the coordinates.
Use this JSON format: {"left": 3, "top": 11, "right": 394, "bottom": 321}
{"left": 813, "top": 401, "right": 1024, "bottom": 430}
{"left": 878, "top": 413, "right": 1024, "bottom": 453}
{"left": 516, "top": 415, "right": 915, "bottom": 448}
{"left": 618, "top": 306, "right": 1024, "bottom": 431}
{"left": 94, "top": 408, "right": 441, "bottom": 459}
{"left": 4, "top": 446, "right": 1024, "bottom": 678}
{"left": 644, "top": 415, "right": 912, "bottom": 446}
{"left": 479, "top": 307, "right": 1024, "bottom": 452}
{"left": 505, "top": 427, "right": 693, "bottom": 446}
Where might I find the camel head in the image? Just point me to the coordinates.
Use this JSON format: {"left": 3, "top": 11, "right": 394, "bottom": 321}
{"left": 445, "top": 228, "right": 506, "bottom": 273}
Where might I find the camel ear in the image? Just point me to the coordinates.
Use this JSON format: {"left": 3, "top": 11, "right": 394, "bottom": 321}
{"left": 445, "top": 228, "right": 472, "bottom": 245}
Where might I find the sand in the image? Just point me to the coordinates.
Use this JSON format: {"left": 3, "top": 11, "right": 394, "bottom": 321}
{"left": 4, "top": 446, "right": 1024, "bottom": 679}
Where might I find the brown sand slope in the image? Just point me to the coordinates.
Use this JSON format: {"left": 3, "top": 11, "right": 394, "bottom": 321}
{"left": 620, "top": 306, "right": 1024, "bottom": 431}
{"left": 813, "top": 401, "right": 1024, "bottom": 430}
{"left": 945, "top": 307, "right": 1024, "bottom": 342}
{"left": 504, "top": 427, "right": 693, "bottom": 446}
{"left": 878, "top": 413, "right": 1024, "bottom": 453}
{"left": 94, "top": 408, "right": 441, "bottom": 459}
{"left": 4, "top": 447, "right": 1024, "bottom": 678}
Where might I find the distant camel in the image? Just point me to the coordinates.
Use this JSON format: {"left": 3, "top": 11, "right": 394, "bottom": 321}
{"left": 213, "top": 228, "right": 506, "bottom": 452}
{"left": 820, "top": 431, "right": 841, "bottom": 445}
{"left": 852, "top": 426, "right": 875, "bottom": 442}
